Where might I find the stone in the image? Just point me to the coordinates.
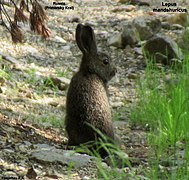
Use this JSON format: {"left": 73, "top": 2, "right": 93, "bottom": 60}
{"left": 166, "top": 12, "right": 189, "bottom": 27}
{"left": 0, "top": 0, "right": 14, "bottom": 6}
{"left": 177, "top": 27, "right": 189, "bottom": 51}
{"left": 22, "top": 46, "right": 39, "bottom": 55}
{"left": 161, "top": 22, "right": 171, "bottom": 30}
{"left": 127, "top": 72, "right": 138, "bottom": 79}
{"left": 112, "top": 5, "right": 136, "bottom": 12}
{"left": 83, "top": 176, "right": 91, "bottom": 180}
{"left": 68, "top": 17, "right": 80, "bottom": 23}
{"left": 54, "top": 36, "right": 67, "bottom": 43}
{"left": 108, "top": 21, "right": 141, "bottom": 48}
{"left": 62, "top": 45, "right": 71, "bottom": 51}
{"left": 0, "top": 77, "right": 5, "bottom": 85}
{"left": 85, "top": 21, "right": 98, "bottom": 27}
{"left": 130, "top": 0, "right": 150, "bottom": 6}
{"left": 113, "top": 121, "right": 128, "bottom": 128}
{"left": 133, "top": 16, "right": 161, "bottom": 40}
{"left": 134, "top": 47, "right": 143, "bottom": 55}
{"left": 2, "top": 171, "right": 18, "bottom": 178}
{"left": 107, "top": 33, "right": 122, "bottom": 48}
{"left": 3, "top": 149, "right": 15, "bottom": 153}
{"left": 31, "top": 146, "right": 94, "bottom": 168}
{"left": 117, "top": 0, "right": 130, "bottom": 3}
{"left": 49, "top": 76, "right": 70, "bottom": 90}
{"left": 48, "top": 101, "right": 59, "bottom": 107}
{"left": 171, "top": 24, "right": 184, "bottom": 30}
{"left": 112, "top": 101, "right": 124, "bottom": 108}
{"left": 143, "top": 34, "right": 183, "bottom": 64}
{"left": 122, "top": 22, "right": 139, "bottom": 48}
{"left": 0, "top": 52, "right": 20, "bottom": 65}
{"left": 104, "top": 152, "right": 129, "bottom": 168}
{"left": 0, "top": 87, "right": 4, "bottom": 93}
{"left": 19, "top": 145, "right": 29, "bottom": 153}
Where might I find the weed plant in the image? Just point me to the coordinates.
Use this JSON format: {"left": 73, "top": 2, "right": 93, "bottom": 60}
{"left": 74, "top": 127, "right": 131, "bottom": 180}
{"left": 131, "top": 53, "right": 189, "bottom": 179}
{"left": 0, "top": 65, "right": 11, "bottom": 80}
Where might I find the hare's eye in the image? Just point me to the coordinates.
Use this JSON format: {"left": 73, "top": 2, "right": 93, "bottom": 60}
{"left": 103, "top": 58, "right": 109, "bottom": 65}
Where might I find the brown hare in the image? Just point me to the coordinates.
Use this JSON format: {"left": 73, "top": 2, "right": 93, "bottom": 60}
{"left": 65, "top": 23, "right": 117, "bottom": 157}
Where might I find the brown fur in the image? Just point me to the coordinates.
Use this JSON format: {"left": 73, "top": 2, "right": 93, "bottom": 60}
{"left": 65, "top": 24, "right": 116, "bottom": 156}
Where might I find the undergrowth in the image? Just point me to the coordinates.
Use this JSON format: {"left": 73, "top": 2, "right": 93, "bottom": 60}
{"left": 131, "top": 53, "right": 189, "bottom": 179}
{"left": 75, "top": 128, "right": 131, "bottom": 180}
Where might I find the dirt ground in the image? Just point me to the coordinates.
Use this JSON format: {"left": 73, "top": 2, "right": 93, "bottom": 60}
{"left": 0, "top": 0, "right": 188, "bottom": 179}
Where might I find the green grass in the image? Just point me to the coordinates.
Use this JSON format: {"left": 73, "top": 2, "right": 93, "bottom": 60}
{"left": 131, "top": 53, "right": 189, "bottom": 179}
{"left": 25, "top": 113, "right": 64, "bottom": 128}
{"left": 56, "top": 67, "right": 70, "bottom": 77}
{"left": 178, "top": 28, "right": 189, "bottom": 51}
{"left": 74, "top": 126, "right": 131, "bottom": 180}
{"left": 77, "top": 140, "right": 131, "bottom": 180}
{"left": 37, "top": 115, "right": 64, "bottom": 128}
{"left": 25, "top": 68, "right": 59, "bottom": 94}
{"left": 0, "top": 65, "right": 11, "bottom": 80}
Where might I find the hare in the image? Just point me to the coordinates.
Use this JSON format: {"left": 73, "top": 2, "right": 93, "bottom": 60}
{"left": 65, "top": 24, "right": 116, "bottom": 156}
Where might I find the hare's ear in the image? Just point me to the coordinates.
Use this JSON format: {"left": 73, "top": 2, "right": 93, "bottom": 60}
{"left": 76, "top": 24, "right": 97, "bottom": 54}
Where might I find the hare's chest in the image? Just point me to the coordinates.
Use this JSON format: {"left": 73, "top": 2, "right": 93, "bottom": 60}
{"left": 84, "top": 77, "right": 110, "bottom": 112}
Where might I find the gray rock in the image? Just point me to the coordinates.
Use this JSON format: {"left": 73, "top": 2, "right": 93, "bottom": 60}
{"left": 113, "top": 121, "right": 128, "bottom": 128}
{"left": 127, "top": 72, "right": 138, "bottom": 79}
{"left": 165, "top": 13, "right": 189, "bottom": 27}
{"left": 104, "top": 151, "right": 129, "bottom": 168}
{"left": 0, "top": 0, "right": 14, "bottom": 6}
{"left": 17, "top": 144, "right": 30, "bottom": 153}
{"left": 85, "top": 21, "right": 98, "bottom": 27}
{"left": 161, "top": 22, "right": 171, "bottom": 30}
{"left": 108, "top": 21, "right": 139, "bottom": 48}
{"left": 3, "top": 149, "right": 15, "bottom": 153}
{"left": 0, "top": 77, "right": 5, "bottom": 85}
{"left": 133, "top": 16, "right": 161, "bottom": 40}
{"left": 134, "top": 47, "right": 143, "bottom": 55}
{"left": 22, "top": 46, "right": 39, "bottom": 55}
{"left": 171, "top": 24, "right": 184, "bottom": 30}
{"left": 118, "top": 0, "right": 130, "bottom": 3}
{"left": 33, "top": 143, "right": 53, "bottom": 150}
{"left": 122, "top": 22, "right": 139, "bottom": 48}
{"left": 49, "top": 76, "right": 70, "bottom": 90}
{"left": 107, "top": 33, "right": 122, "bottom": 48}
{"left": 110, "top": 16, "right": 161, "bottom": 49}
{"left": 177, "top": 27, "right": 189, "bottom": 51}
{"left": 0, "top": 87, "right": 4, "bottom": 93}
{"left": 130, "top": 0, "right": 150, "bottom": 6}
{"left": 62, "top": 45, "right": 71, "bottom": 51}
{"left": 2, "top": 171, "right": 18, "bottom": 178}
{"left": 112, "top": 101, "right": 124, "bottom": 108}
{"left": 54, "top": 36, "right": 67, "bottom": 43}
{"left": 52, "top": 76, "right": 70, "bottom": 85}
{"left": 143, "top": 34, "right": 183, "bottom": 64}
{"left": 68, "top": 17, "right": 80, "bottom": 23}
{"left": 112, "top": 5, "right": 136, "bottom": 12}
{"left": 31, "top": 146, "right": 94, "bottom": 168}
{"left": 23, "top": 141, "right": 32, "bottom": 146}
